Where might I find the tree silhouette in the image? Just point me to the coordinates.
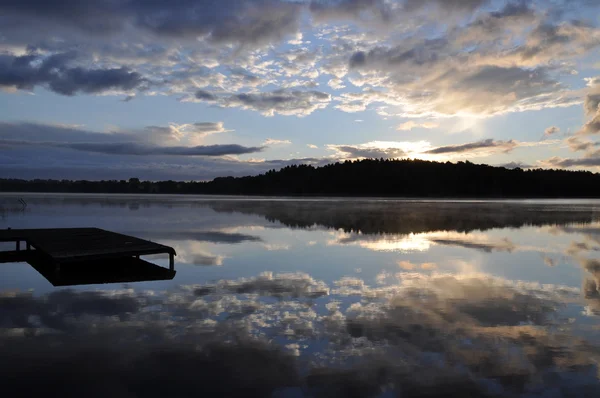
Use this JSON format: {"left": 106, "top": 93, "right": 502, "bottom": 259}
{"left": 2, "top": 158, "right": 600, "bottom": 198}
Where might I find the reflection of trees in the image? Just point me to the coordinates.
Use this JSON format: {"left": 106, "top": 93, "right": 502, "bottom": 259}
{"left": 9, "top": 196, "right": 600, "bottom": 235}
{"left": 203, "top": 200, "right": 600, "bottom": 235}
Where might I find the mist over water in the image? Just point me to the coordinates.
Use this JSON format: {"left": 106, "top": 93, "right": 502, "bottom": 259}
{"left": 1, "top": 194, "right": 600, "bottom": 397}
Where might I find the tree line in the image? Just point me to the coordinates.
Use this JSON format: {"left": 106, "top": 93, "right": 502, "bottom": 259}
{"left": 2, "top": 158, "right": 600, "bottom": 197}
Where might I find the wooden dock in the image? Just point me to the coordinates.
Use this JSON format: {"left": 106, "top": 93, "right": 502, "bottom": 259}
{"left": 0, "top": 228, "right": 177, "bottom": 286}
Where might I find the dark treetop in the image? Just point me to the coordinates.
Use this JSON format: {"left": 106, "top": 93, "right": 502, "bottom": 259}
{"left": 2, "top": 159, "right": 600, "bottom": 197}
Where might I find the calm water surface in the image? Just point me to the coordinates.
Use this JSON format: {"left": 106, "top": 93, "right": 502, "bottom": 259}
{"left": 1, "top": 194, "right": 600, "bottom": 397}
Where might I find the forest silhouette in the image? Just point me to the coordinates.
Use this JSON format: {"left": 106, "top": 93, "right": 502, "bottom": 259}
{"left": 2, "top": 158, "right": 600, "bottom": 197}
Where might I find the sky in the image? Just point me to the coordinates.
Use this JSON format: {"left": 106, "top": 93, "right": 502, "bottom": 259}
{"left": 2, "top": 0, "right": 600, "bottom": 181}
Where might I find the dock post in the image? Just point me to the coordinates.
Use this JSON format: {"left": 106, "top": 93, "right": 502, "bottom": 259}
{"left": 169, "top": 253, "right": 174, "bottom": 271}
{"left": 16, "top": 240, "right": 20, "bottom": 251}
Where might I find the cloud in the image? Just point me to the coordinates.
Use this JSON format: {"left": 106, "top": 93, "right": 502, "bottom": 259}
{"left": 424, "top": 139, "right": 558, "bottom": 158}
{"left": 327, "top": 78, "right": 346, "bottom": 90}
{"left": 544, "top": 126, "right": 560, "bottom": 136}
{"left": 0, "top": 121, "right": 229, "bottom": 145}
{"left": 0, "top": 52, "right": 145, "bottom": 96}
{"left": 0, "top": 143, "right": 333, "bottom": 181}
{"left": 566, "top": 136, "right": 598, "bottom": 152}
{"left": 396, "top": 121, "right": 439, "bottom": 131}
{"left": 2, "top": 140, "right": 263, "bottom": 157}
{"left": 342, "top": 8, "right": 588, "bottom": 117}
{"left": 0, "top": 121, "right": 260, "bottom": 159}
{"left": 307, "top": 144, "right": 318, "bottom": 149}
{"left": 578, "top": 113, "right": 600, "bottom": 136}
{"left": 142, "top": 231, "right": 263, "bottom": 244}
{"left": 425, "top": 139, "right": 518, "bottom": 155}
{"left": 192, "top": 253, "right": 225, "bottom": 266}
{"left": 195, "top": 272, "right": 329, "bottom": 299}
{"left": 542, "top": 155, "right": 600, "bottom": 168}
{"left": 309, "top": 0, "right": 393, "bottom": 23}
{"left": 195, "top": 90, "right": 218, "bottom": 101}
{"left": 194, "top": 89, "right": 332, "bottom": 117}
{"left": 573, "top": 77, "right": 600, "bottom": 136}
{"left": 430, "top": 236, "right": 516, "bottom": 253}
{"left": 403, "top": 0, "right": 488, "bottom": 13}
{"left": 264, "top": 138, "right": 292, "bottom": 145}
{"left": 546, "top": 77, "right": 600, "bottom": 166}
{"left": 187, "top": 122, "right": 230, "bottom": 136}
{"left": 0, "top": 0, "right": 303, "bottom": 48}
{"left": 543, "top": 256, "right": 557, "bottom": 267}
{"left": 497, "top": 161, "right": 532, "bottom": 169}
{"left": 328, "top": 143, "right": 405, "bottom": 159}
{"left": 397, "top": 260, "right": 437, "bottom": 270}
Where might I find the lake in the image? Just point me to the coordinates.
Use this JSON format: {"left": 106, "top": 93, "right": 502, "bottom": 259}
{"left": 1, "top": 194, "right": 600, "bottom": 397}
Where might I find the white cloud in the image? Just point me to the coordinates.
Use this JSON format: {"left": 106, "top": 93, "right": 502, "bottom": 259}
{"left": 544, "top": 126, "right": 560, "bottom": 136}
{"left": 327, "top": 78, "right": 346, "bottom": 90}
{"left": 396, "top": 121, "right": 439, "bottom": 131}
{"left": 264, "top": 138, "right": 292, "bottom": 145}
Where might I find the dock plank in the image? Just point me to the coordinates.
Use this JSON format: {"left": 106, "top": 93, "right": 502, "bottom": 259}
{"left": 0, "top": 227, "right": 176, "bottom": 264}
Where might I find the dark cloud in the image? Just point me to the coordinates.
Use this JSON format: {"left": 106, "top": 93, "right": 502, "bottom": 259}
{"left": 498, "top": 161, "right": 532, "bottom": 169}
{"left": 426, "top": 139, "right": 517, "bottom": 155}
{"left": 0, "top": 153, "right": 329, "bottom": 181}
{"left": 0, "top": 122, "right": 121, "bottom": 143}
{"left": 309, "top": 0, "right": 392, "bottom": 22}
{"left": 0, "top": 0, "right": 303, "bottom": 47}
{"left": 195, "top": 89, "right": 218, "bottom": 101}
{"left": 585, "top": 83, "right": 600, "bottom": 115}
{"left": 0, "top": 121, "right": 255, "bottom": 158}
{"left": 195, "top": 272, "right": 329, "bottom": 299}
{"left": 195, "top": 89, "right": 332, "bottom": 117}
{"left": 455, "top": 1, "right": 536, "bottom": 43}
{"left": 142, "top": 231, "right": 262, "bottom": 244}
{"left": 1, "top": 140, "right": 263, "bottom": 157}
{"left": 430, "top": 237, "right": 516, "bottom": 253}
{"left": 566, "top": 136, "right": 598, "bottom": 152}
{"left": 0, "top": 52, "right": 145, "bottom": 95}
{"left": 448, "top": 66, "right": 557, "bottom": 100}
{"left": 515, "top": 20, "right": 600, "bottom": 64}
{"left": 330, "top": 144, "right": 405, "bottom": 159}
{"left": 349, "top": 38, "right": 448, "bottom": 69}
{"left": 403, "top": 0, "right": 488, "bottom": 12}
{"left": 544, "top": 155, "right": 600, "bottom": 168}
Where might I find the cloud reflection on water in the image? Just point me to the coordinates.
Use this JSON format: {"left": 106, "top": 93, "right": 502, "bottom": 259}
{"left": 1, "top": 270, "right": 599, "bottom": 397}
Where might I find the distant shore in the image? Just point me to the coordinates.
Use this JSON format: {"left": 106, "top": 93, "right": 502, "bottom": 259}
{"left": 2, "top": 158, "right": 600, "bottom": 198}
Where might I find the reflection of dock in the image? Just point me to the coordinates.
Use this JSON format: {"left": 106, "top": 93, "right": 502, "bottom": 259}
{"left": 0, "top": 228, "right": 176, "bottom": 286}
